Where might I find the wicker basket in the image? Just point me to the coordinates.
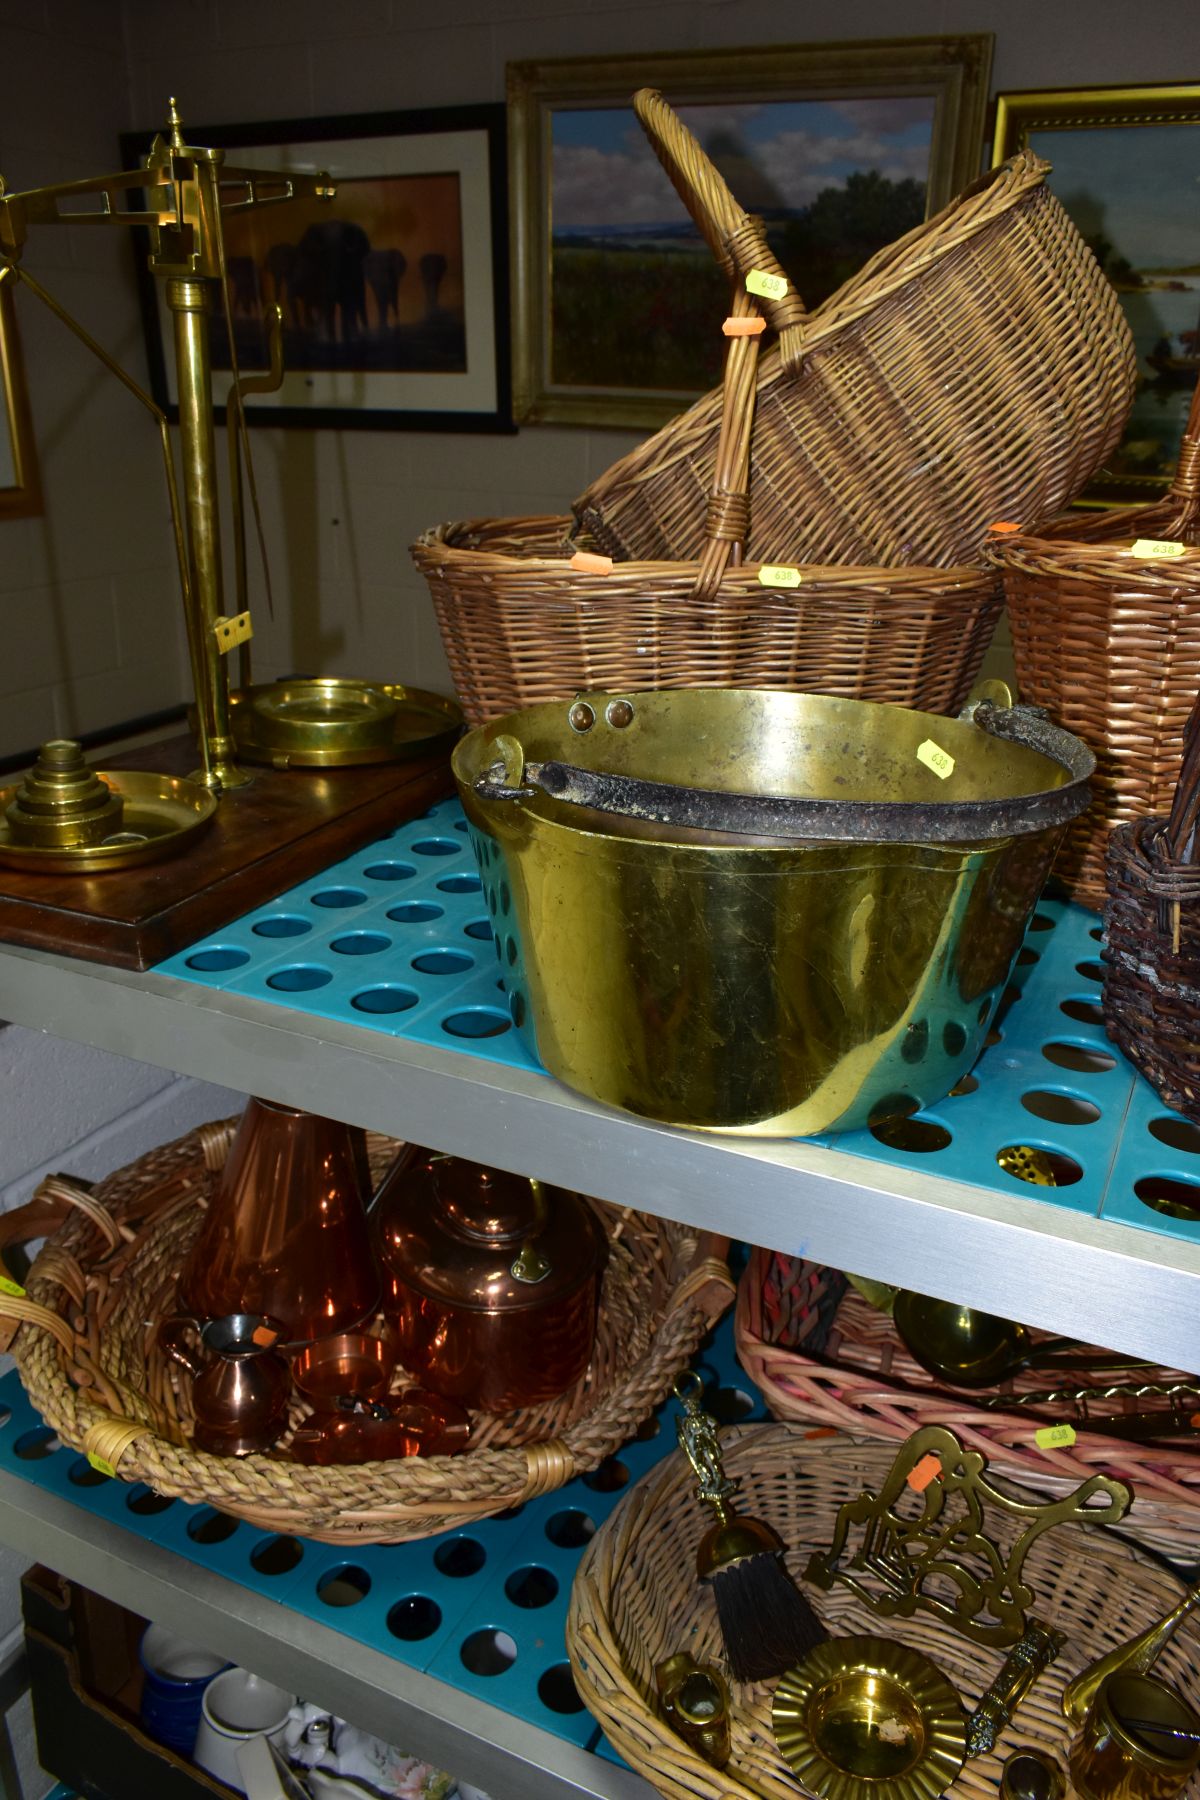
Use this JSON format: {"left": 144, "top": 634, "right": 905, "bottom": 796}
{"left": 567, "top": 1427, "right": 1199, "bottom": 1800}
{"left": 0, "top": 1121, "right": 733, "bottom": 1544}
{"left": 990, "top": 378, "right": 1200, "bottom": 911}
{"left": 734, "top": 1248, "right": 1200, "bottom": 1565}
{"left": 1104, "top": 691, "right": 1200, "bottom": 1123}
{"left": 413, "top": 516, "right": 1004, "bottom": 726}
{"left": 574, "top": 90, "right": 1135, "bottom": 570}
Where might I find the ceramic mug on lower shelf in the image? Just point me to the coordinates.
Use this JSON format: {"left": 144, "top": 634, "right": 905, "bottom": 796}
{"left": 193, "top": 1666, "right": 296, "bottom": 1795}
{"left": 138, "top": 1623, "right": 228, "bottom": 1756}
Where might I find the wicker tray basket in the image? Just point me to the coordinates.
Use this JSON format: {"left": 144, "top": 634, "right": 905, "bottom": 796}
{"left": 990, "top": 378, "right": 1200, "bottom": 911}
{"left": 1104, "top": 691, "right": 1200, "bottom": 1123}
{"left": 735, "top": 1248, "right": 1200, "bottom": 1565}
{"left": 574, "top": 90, "right": 1135, "bottom": 571}
{"left": 0, "top": 1121, "right": 734, "bottom": 1545}
{"left": 567, "top": 1427, "right": 1200, "bottom": 1800}
{"left": 413, "top": 516, "right": 1003, "bottom": 727}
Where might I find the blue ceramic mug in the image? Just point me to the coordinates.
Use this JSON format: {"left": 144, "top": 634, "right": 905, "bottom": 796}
{"left": 139, "top": 1623, "right": 228, "bottom": 1756}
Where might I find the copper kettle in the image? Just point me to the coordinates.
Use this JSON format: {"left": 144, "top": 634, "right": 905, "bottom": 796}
{"left": 373, "top": 1147, "right": 608, "bottom": 1413}
{"left": 178, "top": 1098, "right": 381, "bottom": 1346}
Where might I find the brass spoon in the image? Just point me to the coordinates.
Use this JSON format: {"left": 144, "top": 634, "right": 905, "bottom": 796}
{"left": 892, "top": 1290, "right": 1145, "bottom": 1389}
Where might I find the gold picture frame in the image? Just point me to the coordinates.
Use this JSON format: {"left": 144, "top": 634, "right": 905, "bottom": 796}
{"left": 993, "top": 83, "right": 1200, "bottom": 505}
{"left": 0, "top": 278, "right": 41, "bottom": 519}
{"left": 509, "top": 35, "right": 994, "bottom": 428}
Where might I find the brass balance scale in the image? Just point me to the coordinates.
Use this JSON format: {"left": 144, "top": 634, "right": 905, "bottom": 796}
{"left": 0, "top": 102, "right": 459, "bottom": 875}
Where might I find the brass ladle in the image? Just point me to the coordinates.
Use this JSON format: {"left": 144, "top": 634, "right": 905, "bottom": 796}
{"left": 892, "top": 1291, "right": 1145, "bottom": 1389}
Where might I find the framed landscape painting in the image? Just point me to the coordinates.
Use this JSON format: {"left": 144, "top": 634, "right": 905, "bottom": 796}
{"left": 120, "top": 103, "right": 512, "bottom": 433}
{"left": 508, "top": 36, "right": 993, "bottom": 427}
{"left": 994, "top": 83, "right": 1200, "bottom": 503}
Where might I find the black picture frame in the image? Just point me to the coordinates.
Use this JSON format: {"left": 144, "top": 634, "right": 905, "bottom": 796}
{"left": 119, "top": 103, "right": 513, "bottom": 434}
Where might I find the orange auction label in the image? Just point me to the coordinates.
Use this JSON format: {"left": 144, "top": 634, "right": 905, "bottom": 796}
{"left": 757, "top": 564, "right": 802, "bottom": 588}
{"left": 569, "top": 551, "right": 614, "bottom": 575}
{"left": 746, "top": 268, "right": 789, "bottom": 300}
{"left": 722, "top": 316, "right": 766, "bottom": 337}
{"left": 988, "top": 520, "right": 1022, "bottom": 534}
{"left": 1035, "top": 1423, "right": 1077, "bottom": 1449}
{"left": 906, "top": 1453, "right": 943, "bottom": 1492}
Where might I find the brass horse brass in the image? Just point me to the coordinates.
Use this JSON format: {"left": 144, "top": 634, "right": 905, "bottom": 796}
{"left": 805, "top": 1424, "right": 1131, "bottom": 1647}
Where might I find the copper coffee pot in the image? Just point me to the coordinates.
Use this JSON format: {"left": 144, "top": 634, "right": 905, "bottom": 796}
{"left": 373, "top": 1146, "right": 607, "bottom": 1413}
{"left": 159, "top": 1321, "right": 291, "bottom": 1458}
{"left": 178, "top": 1099, "right": 381, "bottom": 1346}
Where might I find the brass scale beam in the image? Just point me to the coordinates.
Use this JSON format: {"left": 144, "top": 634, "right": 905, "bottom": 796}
{"left": 0, "top": 101, "right": 335, "bottom": 791}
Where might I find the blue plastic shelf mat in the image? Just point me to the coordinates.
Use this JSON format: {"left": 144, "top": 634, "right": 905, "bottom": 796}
{"left": 155, "top": 802, "right": 1200, "bottom": 1246}
{"left": 0, "top": 1315, "right": 765, "bottom": 1776}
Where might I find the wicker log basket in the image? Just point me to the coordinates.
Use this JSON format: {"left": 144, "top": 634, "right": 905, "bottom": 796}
{"left": 990, "top": 376, "right": 1200, "bottom": 911}
{"left": 567, "top": 1427, "right": 1200, "bottom": 1800}
{"left": 734, "top": 1248, "right": 1200, "bottom": 1565}
{"left": 0, "top": 1121, "right": 734, "bottom": 1545}
{"left": 1104, "top": 690, "right": 1200, "bottom": 1124}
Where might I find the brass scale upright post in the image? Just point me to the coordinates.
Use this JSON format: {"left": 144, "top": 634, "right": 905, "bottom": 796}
{"left": 0, "top": 102, "right": 334, "bottom": 791}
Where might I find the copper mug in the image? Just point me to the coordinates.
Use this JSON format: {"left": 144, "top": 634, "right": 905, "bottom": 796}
{"left": 1070, "top": 1674, "right": 1200, "bottom": 1800}
{"left": 178, "top": 1098, "right": 381, "bottom": 1345}
{"left": 159, "top": 1320, "right": 291, "bottom": 1458}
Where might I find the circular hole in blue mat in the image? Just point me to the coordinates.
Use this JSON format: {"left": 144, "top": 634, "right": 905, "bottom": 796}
{"left": 1075, "top": 960, "right": 1105, "bottom": 983}
{"left": 1029, "top": 913, "right": 1055, "bottom": 931}
{"left": 538, "top": 1664, "right": 585, "bottom": 1714}
{"left": 412, "top": 948, "right": 473, "bottom": 976}
{"left": 1149, "top": 1116, "right": 1200, "bottom": 1156}
{"left": 1060, "top": 997, "right": 1103, "bottom": 1026}
{"left": 350, "top": 986, "right": 418, "bottom": 1015}
{"left": 455, "top": 819, "right": 469, "bottom": 832}
{"left": 494, "top": 1505, "right": 525, "bottom": 1522}
{"left": 1090, "top": 926, "right": 1104, "bottom": 942}
{"left": 251, "top": 1536, "right": 303, "bottom": 1577}
{"left": 1134, "top": 1175, "right": 1200, "bottom": 1221}
{"left": 412, "top": 838, "right": 460, "bottom": 857}
{"left": 1016, "top": 946, "right": 1039, "bottom": 967}
{"left": 310, "top": 887, "right": 367, "bottom": 908}
{"left": 317, "top": 1565, "right": 371, "bottom": 1607}
{"left": 545, "top": 1510, "right": 595, "bottom": 1548}
{"left": 1043, "top": 1042, "right": 1116, "bottom": 1074}
{"left": 188, "top": 1509, "right": 239, "bottom": 1545}
{"left": 0, "top": 1405, "right": 11, "bottom": 1429}
{"left": 996, "top": 1145, "right": 1083, "bottom": 1186}
{"left": 942, "top": 1021, "right": 968, "bottom": 1056}
{"left": 434, "top": 1538, "right": 486, "bottom": 1578}
{"left": 68, "top": 1457, "right": 109, "bottom": 1487}
{"left": 386, "top": 900, "right": 443, "bottom": 923}
{"left": 464, "top": 919, "right": 492, "bottom": 941}
{"left": 870, "top": 1115, "right": 952, "bottom": 1153}
{"left": 707, "top": 1387, "right": 756, "bottom": 1423}
{"left": 504, "top": 1566, "right": 558, "bottom": 1609}
{"left": 252, "top": 915, "right": 311, "bottom": 938}
{"left": 900, "top": 1020, "right": 929, "bottom": 1064}
{"left": 634, "top": 1414, "right": 661, "bottom": 1441}
{"left": 442, "top": 1008, "right": 511, "bottom": 1039}
{"left": 127, "top": 1485, "right": 174, "bottom": 1516}
{"left": 14, "top": 1428, "right": 59, "bottom": 1460}
{"left": 437, "top": 872, "right": 482, "bottom": 893}
{"left": 185, "top": 946, "right": 249, "bottom": 972}
{"left": 948, "top": 1072, "right": 979, "bottom": 1096}
{"left": 582, "top": 1458, "right": 630, "bottom": 1493}
{"left": 330, "top": 932, "right": 390, "bottom": 957}
{"left": 460, "top": 1629, "right": 516, "bottom": 1677}
{"left": 362, "top": 862, "right": 416, "bottom": 882}
{"left": 1021, "top": 1090, "right": 1101, "bottom": 1126}
{"left": 388, "top": 1596, "right": 442, "bottom": 1642}
{"left": 499, "top": 880, "right": 511, "bottom": 915}
{"left": 267, "top": 966, "right": 332, "bottom": 992}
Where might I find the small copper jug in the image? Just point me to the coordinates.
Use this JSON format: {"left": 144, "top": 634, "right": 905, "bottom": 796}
{"left": 159, "top": 1322, "right": 291, "bottom": 1458}
{"left": 373, "top": 1146, "right": 607, "bottom": 1413}
{"left": 178, "top": 1099, "right": 380, "bottom": 1345}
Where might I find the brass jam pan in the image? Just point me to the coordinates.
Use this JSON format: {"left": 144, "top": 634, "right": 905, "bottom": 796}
{"left": 230, "top": 679, "right": 463, "bottom": 768}
{"left": 0, "top": 770, "right": 218, "bottom": 873}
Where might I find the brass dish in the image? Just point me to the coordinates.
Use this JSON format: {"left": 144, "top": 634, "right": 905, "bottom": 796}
{"left": 773, "top": 1636, "right": 967, "bottom": 1800}
{"left": 0, "top": 770, "right": 217, "bottom": 873}
{"left": 230, "top": 680, "right": 462, "bottom": 768}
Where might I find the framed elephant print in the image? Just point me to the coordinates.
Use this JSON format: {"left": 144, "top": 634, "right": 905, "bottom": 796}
{"left": 119, "top": 104, "right": 512, "bottom": 433}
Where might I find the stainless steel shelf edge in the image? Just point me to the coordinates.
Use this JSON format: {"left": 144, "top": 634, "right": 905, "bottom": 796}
{"left": 0, "top": 1468, "right": 649, "bottom": 1800}
{"left": 2, "top": 942, "right": 1199, "bottom": 1368}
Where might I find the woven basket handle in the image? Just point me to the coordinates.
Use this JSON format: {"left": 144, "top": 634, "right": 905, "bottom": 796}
{"left": 633, "top": 88, "right": 806, "bottom": 376}
{"left": 1165, "top": 369, "right": 1200, "bottom": 527}
{"left": 1166, "top": 689, "right": 1200, "bottom": 864}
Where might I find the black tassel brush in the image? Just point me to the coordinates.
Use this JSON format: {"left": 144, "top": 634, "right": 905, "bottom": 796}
{"left": 674, "top": 1374, "right": 827, "bottom": 1683}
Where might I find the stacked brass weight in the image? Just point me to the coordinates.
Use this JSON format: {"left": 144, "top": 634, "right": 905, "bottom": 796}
{"left": 0, "top": 739, "right": 218, "bottom": 873}
{"left": 5, "top": 741, "right": 123, "bottom": 847}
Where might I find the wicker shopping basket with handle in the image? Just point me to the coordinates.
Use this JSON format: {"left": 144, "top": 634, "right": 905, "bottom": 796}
{"left": 574, "top": 88, "right": 1136, "bottom": 570}
{"left": 992, "top": 375, "right": 1200, "bottom": 909}
{"left": 0, "top": 1121, "right": 734, "bottom": 1544}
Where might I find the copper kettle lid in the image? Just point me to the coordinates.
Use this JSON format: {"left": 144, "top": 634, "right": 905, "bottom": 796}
{"left": 374, "top": 1146, "right": 606, "bottom": 1312}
